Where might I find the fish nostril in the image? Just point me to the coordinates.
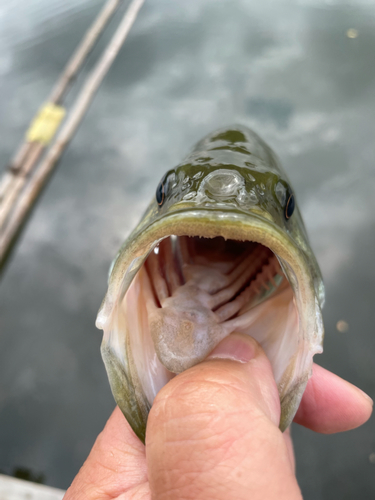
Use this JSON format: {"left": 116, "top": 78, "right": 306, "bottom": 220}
{"left": 203, "top": 170, "right": 244, "bottom": 198}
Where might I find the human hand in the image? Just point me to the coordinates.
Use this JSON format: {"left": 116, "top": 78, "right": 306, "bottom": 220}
{"left": 64, "top": 333, "right": 373, "bottom": 500}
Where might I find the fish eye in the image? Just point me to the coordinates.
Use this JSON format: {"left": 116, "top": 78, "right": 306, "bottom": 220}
{"left": 285, "top": 191, "right": 295, "bottom": 220}
{"left": 156, "top": 173, "right": 170, "bottom": 207}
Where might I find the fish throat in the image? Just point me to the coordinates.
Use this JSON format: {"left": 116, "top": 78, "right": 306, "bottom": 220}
{"left": 124, "top": 234, "right": 299, "bottom": 407}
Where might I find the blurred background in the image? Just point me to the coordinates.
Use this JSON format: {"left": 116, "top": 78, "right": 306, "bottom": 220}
{"left": 0, "top": 0, "right": 374, "bottom": 497}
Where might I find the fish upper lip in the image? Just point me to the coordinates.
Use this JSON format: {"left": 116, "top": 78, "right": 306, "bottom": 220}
{"left": 155, "top": 204, "right": 277, "bottom": 229}
{"left": 148, "top": 205, "right": 292, "bottom": 251}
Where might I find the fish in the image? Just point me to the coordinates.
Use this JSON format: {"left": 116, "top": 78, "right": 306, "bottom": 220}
{"left": 96, "top": 125, "right": 325, "bottom": 443}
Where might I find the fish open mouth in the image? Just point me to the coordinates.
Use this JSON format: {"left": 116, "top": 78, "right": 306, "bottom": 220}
{"left": 98, "top": 210, "right": 323, "bottom": 439}
{"left": 124, "top": 235, "right": 299, "bottom": 411}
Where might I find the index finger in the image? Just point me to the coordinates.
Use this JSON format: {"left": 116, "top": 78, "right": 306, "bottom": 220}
{"left": 293, "top": 364, "right": 373, "bottom": 433}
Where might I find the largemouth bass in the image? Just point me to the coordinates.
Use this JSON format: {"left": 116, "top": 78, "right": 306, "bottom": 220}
{"left": 96, "top": 126, "right": 325, "bottom": 443}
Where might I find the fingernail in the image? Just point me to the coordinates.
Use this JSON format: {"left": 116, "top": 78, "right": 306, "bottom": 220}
{"left": 207, "top": 333, "right": 257, "bottom": 363}
{"left": 356, "top": 387, "right": 373, "bottom": 406}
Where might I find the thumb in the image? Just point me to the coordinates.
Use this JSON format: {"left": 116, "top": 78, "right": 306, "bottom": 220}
{"left": 146, "top": 333, "right": 302, "bottom": 500}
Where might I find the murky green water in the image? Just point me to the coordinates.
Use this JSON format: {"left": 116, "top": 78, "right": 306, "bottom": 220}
{"left": 0, "top": 0, "right": 374, "bottom": 496}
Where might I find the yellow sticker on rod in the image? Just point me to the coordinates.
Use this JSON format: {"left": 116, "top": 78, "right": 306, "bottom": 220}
{"left": 26, "top": 103, "right": 66, "bottom": 145}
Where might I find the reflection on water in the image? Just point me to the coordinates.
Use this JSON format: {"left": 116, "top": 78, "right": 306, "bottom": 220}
{"left": 0, "top": 0, "right": 374, "bottom": 496}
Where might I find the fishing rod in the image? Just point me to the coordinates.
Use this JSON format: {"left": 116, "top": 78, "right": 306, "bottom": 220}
{"left": 0, "top": 0, "right": 145, "bottom": 273}
{"left": 0, "top": 0, "right": 124, "bottom": 220}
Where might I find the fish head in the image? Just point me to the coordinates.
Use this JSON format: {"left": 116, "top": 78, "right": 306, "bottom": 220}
{"left": 96, "top": 126, "right": 325, "bottom": 442}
